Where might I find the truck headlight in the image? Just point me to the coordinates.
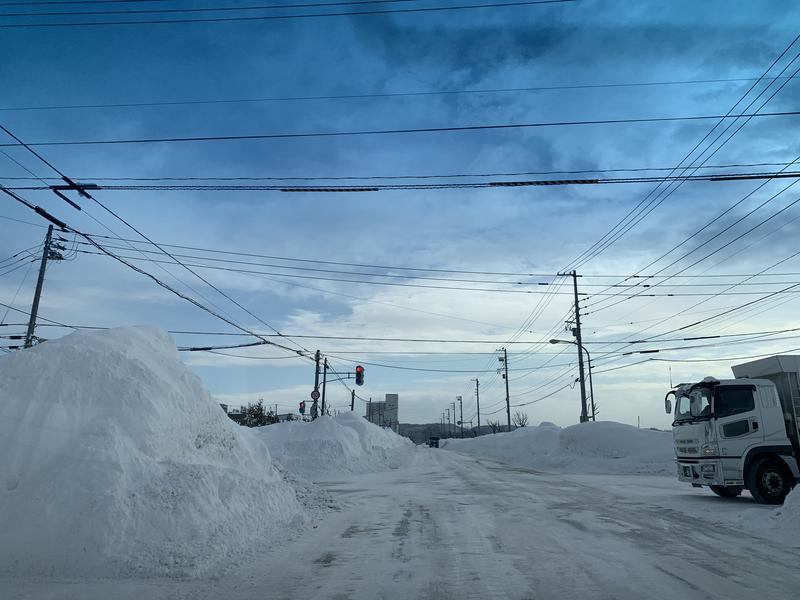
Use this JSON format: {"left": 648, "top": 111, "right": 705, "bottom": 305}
{"left": 701, "top": 443, "right": 718, "bottom": 457}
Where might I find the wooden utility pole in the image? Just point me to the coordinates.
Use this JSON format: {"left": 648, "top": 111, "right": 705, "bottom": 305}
{"left": 24, "top": 225, "right": 54, "bottom": 349}
{"left": 571, "top": 270, "right": 589, "bottom": 423}
{"left": 473, "top": 378, "right": 481, "bottom": 435}
{"left": 500, "top": 348, "right": 511, "bottom": 432}
{"left": 350, "top": 389, "right": 355, "bottom": 411}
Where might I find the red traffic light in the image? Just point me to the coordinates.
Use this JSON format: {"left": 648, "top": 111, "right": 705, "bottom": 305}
{"left": 299, "top": 401, "right": 306, "bottom": 414}
{"left": 355, "top": 365, "right": 365, "bottom": 386}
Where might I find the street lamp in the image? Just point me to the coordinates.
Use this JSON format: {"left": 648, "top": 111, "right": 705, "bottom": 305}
{"left": 549, "top": 339, "right": 596, "bottom": 422}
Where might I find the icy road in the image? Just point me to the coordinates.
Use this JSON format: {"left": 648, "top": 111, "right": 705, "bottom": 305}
{"left": 6, "top": 447, "right": 800, "bottom": 600}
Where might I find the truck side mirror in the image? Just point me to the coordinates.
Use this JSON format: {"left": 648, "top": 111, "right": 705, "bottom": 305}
{"left": 664, "top": 391, "right": 674, "bottom": 415}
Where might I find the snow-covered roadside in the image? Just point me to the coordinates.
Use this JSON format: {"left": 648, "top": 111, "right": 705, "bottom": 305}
{"left": 0, "top": 326, "right": 416, "bottom": 579}
{"left": 257, "top": 412, "right": 414, "bottom": 481}
{"left": 0, "top": 327, "right": 306, "bottom": 578}
{"left": 442, "top": 421, "right": 675, "bottom": 475}
{"left": 443, "top": 420, "right": 800, "bottom": 546}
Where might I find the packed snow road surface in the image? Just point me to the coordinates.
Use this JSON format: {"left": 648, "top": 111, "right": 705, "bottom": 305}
{"left": 10, "top": 446, "right": 798, "bottom": 600}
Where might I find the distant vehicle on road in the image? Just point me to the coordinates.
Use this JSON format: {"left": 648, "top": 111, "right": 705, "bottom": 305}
{"left": 664, "top": 355, "right": 800, "bottom": 504}
{"left": 428, "top": 437, "right": 440, "bottom": 448}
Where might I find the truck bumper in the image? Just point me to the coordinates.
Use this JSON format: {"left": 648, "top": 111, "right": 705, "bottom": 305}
{"left": 677, "top": 459, "right": 726, "bottom": 486}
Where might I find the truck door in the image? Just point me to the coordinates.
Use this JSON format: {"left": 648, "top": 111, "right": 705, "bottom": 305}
{"left": 714, "top": 385, "right": 762, "bottom": 460}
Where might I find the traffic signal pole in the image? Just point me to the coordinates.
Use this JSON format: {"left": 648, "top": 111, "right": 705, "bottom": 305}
{"left": 350, "top": 389, "right": 355, "bottom": 412}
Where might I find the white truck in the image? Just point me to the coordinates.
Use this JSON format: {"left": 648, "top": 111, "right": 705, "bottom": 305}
{"left": 664, "top": 354, "right": 800, "bottom": 504}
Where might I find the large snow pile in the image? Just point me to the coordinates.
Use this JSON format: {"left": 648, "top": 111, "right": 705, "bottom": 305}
{"left": 0, "top": 327, "right": 303, "bottom": 577}
{"left": 443, "top": 421, "right": 674, "bottom": 475}
{"left": 258, "top": 412, "right": 413, "bottom": 480}
{"left": 750, "top": 487, "right": 800, "bottom": 541}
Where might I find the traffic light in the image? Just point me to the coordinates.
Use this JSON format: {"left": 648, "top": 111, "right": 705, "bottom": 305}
{"left": 355, "top": 365, "right": 365, "bottom": 386}
{"left": 299, "top": 401, "right": 306, "bottom": 414}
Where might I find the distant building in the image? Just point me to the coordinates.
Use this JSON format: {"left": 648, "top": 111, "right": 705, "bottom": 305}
{"left": 365, "top": 393, "right": 399, "bottom": 432}
{"left": 222, "top": 404, "right": 247, "bottom": 425}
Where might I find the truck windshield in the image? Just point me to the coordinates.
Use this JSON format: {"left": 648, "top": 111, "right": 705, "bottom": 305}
{"left": 690, "top": 388, "right": 712, "bottom": 419}
{"left": 674, "top": 394, "right": 692, "bottom": 423}
{"left": 673, "top": 387, "right": 711, "bottom": 424}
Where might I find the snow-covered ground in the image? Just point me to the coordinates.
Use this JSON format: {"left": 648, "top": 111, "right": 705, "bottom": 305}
{"left": 441, "top": 420, "right": 675, "bottom": 475}
{"left": 2, "top": 327, "right": 798, "bottom": 599}
{"left": 5, "top": 450, "right": 798, "bottom": 600}
{"left": 442, "top": 420, "right": 800, "bottom": 544}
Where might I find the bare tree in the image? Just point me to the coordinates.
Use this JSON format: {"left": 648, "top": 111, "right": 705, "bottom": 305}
{"left": 487, "top": 420, "right": 501, "bottom": 434}
{"left": 512, "top": 411, "right": 529, "bottom": 428}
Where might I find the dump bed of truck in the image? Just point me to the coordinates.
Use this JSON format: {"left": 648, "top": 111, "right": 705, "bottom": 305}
{"left": 732, "top": 355, "right": 800, "bottom": 451}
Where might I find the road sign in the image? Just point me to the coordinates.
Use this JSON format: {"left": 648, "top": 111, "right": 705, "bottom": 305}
{"left": 311, "top": 389, "right": 320, "bottom": 400}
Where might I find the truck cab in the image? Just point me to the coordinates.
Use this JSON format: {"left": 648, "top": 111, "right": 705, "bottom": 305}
{"left": 665, "top": 356, "right": 800, "bottom": 504}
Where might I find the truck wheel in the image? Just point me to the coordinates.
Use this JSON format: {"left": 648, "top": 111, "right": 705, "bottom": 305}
{"left": 745, "top": 458, "right": 793, "bottom": 504}
{"left": 710, "top": 485, "right": 743, "bottom": 498}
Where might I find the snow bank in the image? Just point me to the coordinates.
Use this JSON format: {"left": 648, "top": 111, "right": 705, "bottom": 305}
{"left": 258, "top": 412, "right": 413, "bottom": 480}
{"left": 747, "top": 487, "right": 800, "bottom": 541}
{"left": 443, "top": 421, "right": 674, "bottom": 475}
{"left": 0, "top": 326, "right": 302, "bottom": 577}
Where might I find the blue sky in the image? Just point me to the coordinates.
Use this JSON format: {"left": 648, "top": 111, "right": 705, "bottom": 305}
{"left": 1, "top": 0, "right": 800, "bottom": 427}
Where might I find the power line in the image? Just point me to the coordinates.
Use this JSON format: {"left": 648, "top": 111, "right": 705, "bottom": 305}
{"left": 4, "top": 110, "right": 799, "bottom": 147}
{"left": 1, "top": 161, "right": 793, "bottom": 181}
{"left": 561, "top": 34, "right": 800, "bottom": 271}
{"left": 1, "top": 124, "right": 314, "bottom": 357}
{"left": 8, "top": 169, "right": 798, "bottom": 192}
{"left": 321, "top": 353, "right": 582, "bottom": 373}
{"left": 73, "top": 247, "right": 800, "bottom": 296}
{"left": 1, "top": 181, "right": 310, "bottom": 360}
{"left": 71, "top": 240, "right": 800, "bottom": 288}
{"left": 0, "top": 0, "right": 422, "bottom": 17}
{"left": 0, "top": 0, "right": 575, "bottom": 28}
{"left": 584, "top": 182, "right": 800, "bottom": 314}
{"left": 0, "top": 260, "right": 35, "bottom": 324}
{"left": 1, "top": 78, "right": 795, "bottom": 113}
{"left": 592, "top": 346, "right": 800, "bottom": 374}
{"left": 0, "top": 0, "right": 169, "bottom": 5}
{"left": 577, "top": 66, "right": 800, "bottom": 315}
{"left": 11, "top": 222, "right": 800, "bottom": 283}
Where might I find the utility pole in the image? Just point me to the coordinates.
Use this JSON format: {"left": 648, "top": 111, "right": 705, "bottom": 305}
{"left": 499, "top": 348, "right": 511, "bottom": 432}
{"left": 473, "top": 378, "right": 481, "bottom": 435}
{"left": 350, "top": 389, "right": 355, "bottom": 412}
{"left": 321, "top": 358, "right": 328, "bottom": 416}
{"left": 368, "top": 398, "right": 372, "bottom": 423}
{"left": 451, "top": 401, "right": 456, "bottom": 437}
{"left": 25, "top": 225, "right": 55, "bottom": 348}
{"left": 457, "top": 396, "right": 463, "bottom": 438}
{"left": 570, "top": 270, "right": 589, "bottom": 423}
{"left": 312, "top": 350, "right": 321, "bottom": 419}
{"left": 446, "top": 408, "right": 450, "bottom": 438}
